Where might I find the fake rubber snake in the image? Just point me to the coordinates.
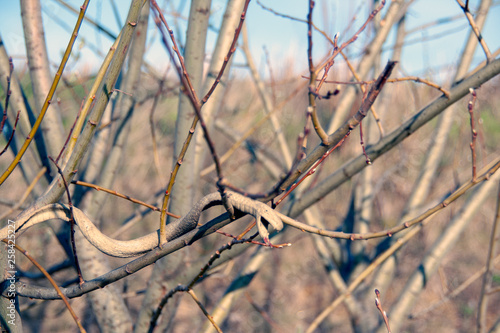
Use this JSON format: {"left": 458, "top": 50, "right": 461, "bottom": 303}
{"left": 0, "top": 192, "right": 283, "bottom": 258}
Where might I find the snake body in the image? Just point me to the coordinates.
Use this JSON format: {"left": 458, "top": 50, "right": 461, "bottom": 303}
{"left": 1, "top": 192, "right": 283, "bottom": 258}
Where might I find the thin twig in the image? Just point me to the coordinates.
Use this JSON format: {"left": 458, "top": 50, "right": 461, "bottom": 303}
{"left": 359, "top": 119, "right": 372, "bottom": 165}
{"left": 151, "top": 0, "right": 237, "bottom": 241}
{"left": 49, "top": 157, "right": 84, "bottom": 286}
{"left": 307, "top": 0, "right": 329, "bottom": 143}
{"left": 456, "top": 0, "right": 492, "bottom": 61}
{"left": 148, "top": 237, "right": 252, "bottom": 331}
{"left": 315, "top": 32, "right": 339, "bottom": 95}
{"left": 307, "top": 75, "right": 451, "bottom": 98}
{"left": 201, "top": 0, "right": 252, "bottom": 104}
{"left": 276, "top": 131, "right": 351, "bottom": 206}
{"left": 1, "top": 239, "right": 86, "bottom": 333}
{"left": 282, "top": 158, "right": 500, "bottom": 240}
{"left": 337, "top": 49, "right": 385, "bottom": 138}
{"left": 71, "top": 180, "right": 180, "bottom": 218}
{"left": 0, "top": 111, "right": 21, "bottom": 156}
{"left": 314, "top": 0, "right": 386, "bottom": 76}
{"left": 0, "top": 57, "right": 13, "bottom": 133}
{"left": 375, "top": 289, "right": 391, "bottom": 333}
{"left": 468, "top": 88, "right": 478, "bottom": 181}
{"left": 56, "top": 102, "right": 83, "bottom": 164}
{"left": 187, "top": 289, "right": 223, "bottom": 333}
{"left": 199, "top": 83, "right": 304, "bottom": 177}
{"left": 54, "top": 0, "right": 117, "bottom": 39}
{"left": 216, "top": 230, "right": 290, "bottom": 248}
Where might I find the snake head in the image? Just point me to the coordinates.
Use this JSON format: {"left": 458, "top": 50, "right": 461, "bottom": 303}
{"left": 226, "top": 192, "right": 283, "bottom": 244}
{"left": 255, "top": 205, "right": 283, "bottom": 244}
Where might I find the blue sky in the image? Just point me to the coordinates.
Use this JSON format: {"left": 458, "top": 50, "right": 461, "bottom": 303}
{"left": 0, "top": 0, "right": 499, "bottom": 81}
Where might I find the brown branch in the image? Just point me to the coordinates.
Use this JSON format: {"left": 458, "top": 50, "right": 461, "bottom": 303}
{"left": 257, "top": 0, "right": 385, "bottom": 143}
{"left": 315, "top": 33, "right": 338, "bottom": 94}
{"left": 388, "top": 76, "right": 451, "bottom": 98}
{"left": 218, "top": 61, "right": 396, "bottom": 203}
{"left": 150, "top": 1, "right": 199, "bottom": 104}
{"left": 265, "top": 60, "right": 396, "bottom": 203}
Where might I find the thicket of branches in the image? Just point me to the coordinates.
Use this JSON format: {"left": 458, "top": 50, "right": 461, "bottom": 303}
{"left": 1, "top": 0, "right": 500, "bottom": 332}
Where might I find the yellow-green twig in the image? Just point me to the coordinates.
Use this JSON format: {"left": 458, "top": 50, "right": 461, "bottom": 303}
{"left": 60, "top": 33, "right": 121, "bottom": 168}
{"left": 0, "top": 0, "right": 90, "bottom": 185}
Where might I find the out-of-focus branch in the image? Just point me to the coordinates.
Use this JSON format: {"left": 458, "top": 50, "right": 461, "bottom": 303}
{"left": 19, "top": 0, "right": 67, "bottom": 173}
{"left": 305, "top": 164, "right": 500, "bottom": 333}
{"left": 477, "top": 182, "right": 500, "bottom": 332}
{"left": 384, "top": 164, "right": 500, "bottom": 332}
{"left": 456, "top": 0, "right": 493, "bottom": 61}
{"left": 241, "top": 24, "right": 293, "bottom": 168}
{"left": 289, "top": 58, "right": 500, "bottom": 217}
{"left": 282, "top": 158, "right": 500, "bottom": 239}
